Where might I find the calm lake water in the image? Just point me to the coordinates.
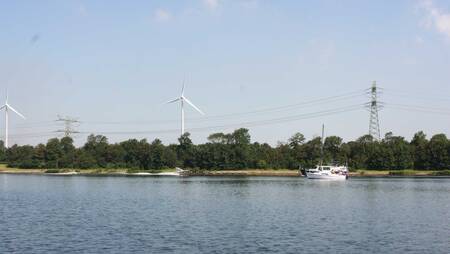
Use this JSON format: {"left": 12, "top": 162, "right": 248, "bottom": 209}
{"left": 0, "top": 175, "right": 449, "bottom": 254}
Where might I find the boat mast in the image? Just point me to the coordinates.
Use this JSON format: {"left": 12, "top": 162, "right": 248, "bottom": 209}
{"left": 320, "top": 124, "right": 324, "bottom": 168}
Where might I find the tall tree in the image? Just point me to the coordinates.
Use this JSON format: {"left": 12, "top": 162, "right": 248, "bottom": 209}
{"left": 289, "top": 132, "right": 305, "bottom": 149}
{"left": 46, "top": 138, "right": 63, "bottom": 168}
{"left": 411, "top": 131, "right": 429, "bottom": 170}
{"left": 427, "top": 134, "right": 449, "bottom": 170}
{"left": 84, "top": 135, "right": 109, "bottom": 167}
{"left": 178, "top": 133, "right": 195, "bottom": 168}
{"left": 324, "top": 136, "right": 343, "bottom": 164}
{"left": 60, "top": 137, "right": 76, "bottom": 168}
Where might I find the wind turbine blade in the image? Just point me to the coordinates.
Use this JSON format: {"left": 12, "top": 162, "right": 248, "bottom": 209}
{"left": 166, "top": 97, "right": 181, "bottom": 104}
{"left": 6, "top": 104, "right": 25, "bottom": 119}
{"left": 181, "top": 78, "right": 185, "bottom": 96}
{"left": 0, "top": 104, "right": 5, "bottom": 110}
{"left": 183, "top": 96, "right": 204, "bottom": 115}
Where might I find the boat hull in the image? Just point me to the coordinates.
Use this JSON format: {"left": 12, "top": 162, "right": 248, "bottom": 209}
{"left": 306, "top": 172, "right": 347, "bottom": 180}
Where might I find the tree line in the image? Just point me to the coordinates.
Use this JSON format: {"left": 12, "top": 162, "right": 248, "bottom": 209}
{"left": 2, "top": 128, "right": 449, "bottom": 170}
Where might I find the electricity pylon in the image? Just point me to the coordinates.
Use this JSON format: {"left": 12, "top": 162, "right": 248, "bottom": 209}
{"left": 368, "top": 81, "right": 381, "bottom": 141}
{"left": 56, "top": 115, "right": 79, "bottom": 138}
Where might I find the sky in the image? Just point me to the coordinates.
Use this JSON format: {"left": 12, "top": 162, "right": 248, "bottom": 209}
{"left": 1, "top": 0, "right": 450, "bottom": 146}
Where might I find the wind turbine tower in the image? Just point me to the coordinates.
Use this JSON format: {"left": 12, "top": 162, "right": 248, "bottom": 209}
{"left": 0, "top": 91, "right": 26, "bottom": 148}
{"left": 165, "top": 80, "right": 204, "bottom": 137}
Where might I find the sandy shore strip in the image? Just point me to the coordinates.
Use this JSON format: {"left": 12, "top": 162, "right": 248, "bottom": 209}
{"left": 1, "top": 168, "right": 449, "bottom": 177}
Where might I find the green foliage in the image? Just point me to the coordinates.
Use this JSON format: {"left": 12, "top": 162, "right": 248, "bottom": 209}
{"left": 3, "top": 129, "right": 450, "bottom": 171}
{"left": 431, "top": 170, "right": 450, "bottom": 176}
{"left": 84, "top": 135, "right": 109, "bottom": 167}
{"left": 427, "top": 134, "right": 449, "bottom": 170}
{"left": 411, "top": 131, "right": 429, "bottom": 169}
{"left": 6, "top": 145, "right": 37, "bottom": 168}
{"left": 289, "top": 132, "right": 305, "bottom": 149}
{"left": 0, "top": 140, "right": 6, "bottom": 162}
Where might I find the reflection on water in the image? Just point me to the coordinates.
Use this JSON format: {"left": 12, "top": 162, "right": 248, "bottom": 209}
{"left": 1, "top": 175, "right": 449, "bottom": 253}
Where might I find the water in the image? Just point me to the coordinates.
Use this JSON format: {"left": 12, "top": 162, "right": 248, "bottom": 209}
{"left": 1, "top": 175, "right": 449, "bottom": 253}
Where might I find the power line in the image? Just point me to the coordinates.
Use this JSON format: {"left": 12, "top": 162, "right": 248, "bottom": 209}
{"left": 79, "top": 103, "right": 366, "bottom": 136}
{"left": 80, "top": 89, "right": 369, "bottom": 125}
{"left": 8, "top": 89, "right": 369, "bottom": 128}
{"left": 382, "top": 89, "right": 450, "bottom": 103}
{"left": 8, "top": 85, "right": 450, "bottom": 142}
{"left": 6, "top": 103, "right": 365, "bottom": 138}
{"left": 384, "top": 103, "right": 450, "bottom": 115}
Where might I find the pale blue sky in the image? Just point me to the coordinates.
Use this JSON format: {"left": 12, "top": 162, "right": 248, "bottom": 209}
{"left": 1, "top": 0, "right": 450, "bottom": 146}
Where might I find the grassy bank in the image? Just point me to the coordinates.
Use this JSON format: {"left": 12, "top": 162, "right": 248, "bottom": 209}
{"left": 0, "top": 164, "right": 449, "bottom": 177}
{"left": 350, "top": 169, "right": 450, "bottom": 177}
{"left": 188, "top": 169, "right": 299, "bottom": 177}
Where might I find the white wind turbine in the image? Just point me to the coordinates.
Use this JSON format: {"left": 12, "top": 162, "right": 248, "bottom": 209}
{"left": 0, "top": 91, "right": 26, "bottom": 148}
{"left": 165, "top": 80, "right": 204, "bottom": 137}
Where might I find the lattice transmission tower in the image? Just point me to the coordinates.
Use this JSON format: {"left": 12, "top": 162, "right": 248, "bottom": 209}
{"left": 56, "top": 115, "right": 80, "bottom": 138}
{"left": 368, "top": 81, "right": 381, "bottom": 140}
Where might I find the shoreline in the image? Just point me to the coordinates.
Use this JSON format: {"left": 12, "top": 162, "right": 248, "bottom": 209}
{"left": 0, "top": 168, "right": 449, "bottom": 177}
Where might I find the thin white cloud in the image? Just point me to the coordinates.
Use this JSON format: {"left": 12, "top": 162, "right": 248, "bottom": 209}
{"left": 420, "top": 0, "right": 450, "bottom": 40}
{"left": 203, "top": 0, "right": 219, "bottom": 11}
{"left": 154, "top": 8, "right": 172, "bottom": 22}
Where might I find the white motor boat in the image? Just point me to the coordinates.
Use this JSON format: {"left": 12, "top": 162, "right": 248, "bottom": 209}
{"left": 305, "top": 165, "right": 348, "bottom": 180}
{"left": 301, "top": 124, "right": 349, "bottom": 180}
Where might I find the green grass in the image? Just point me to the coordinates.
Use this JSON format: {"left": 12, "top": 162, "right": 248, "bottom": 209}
{"left": 352, "top": 169, "right": 450, "bottom": 176}
{"left": 126, "top": 168, "right": 177, "bottom": 174}
{"left": 431, "top": 170, "right": 450, "bottom": 176}
{"left": 388, "top": 170, "right": 419, "bottom": 176}
{"left": 44, "top": 169, "right": 61, "bottom": 173}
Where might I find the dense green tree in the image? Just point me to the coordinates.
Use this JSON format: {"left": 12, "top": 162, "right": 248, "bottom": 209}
{"left": 347, "top": 135, "right": 375, "bottom": 169}
{"left": 366, "top": 142, "right": 388, "bottom": 170}
{"left": 3, "top": 129, "right": 450, "bottom": 172}
{"left": 178, "top": 133, "right": 195, "bottom": 168}
{"left": 302, "top": 137, "right": 322, "bottom": 168}
{"left": 107, "top": 143, "right": 126, "bottom": 168}
{"left": 46, "top": 138, "right": 63, "bottom": 168}
{"left": 427, "top": 134, "right": 449, "bottom": 170}
{"left": 120, "top": 139, "right": 140, "bottom": 168}
{"left": 137, "top": 139, "right": 152, "bottom": 170}
{"left": 228, "top": 129, "right": 251, "bottom": 169}
{"left": 249, "top": 142, "right": 275, "bottom": 169}
{"left": 324, "top": 136, "right": 343, "bottom": 164}
{"left": 162, "top": 145, "right": 177, "bottom": 168}
{"left": 289, "top": 132, "right": 305, "bottom": 149}
{"left": 384, "top": 133, "right": 412, "bottom": 170}
{"left": 84, "top": 135, "right": 109, "bottom": 167}
{"left": 6, "top": 145, "right": 36, "bottom": 168}
{"left": 0, "top": 140, "right": 6, "bottom": 162}
{"left": 411, "top": 131, "right": 429, "bottom": 170}
{"left": 208, "top": 132, "right": 231, "bottom": 144}
{"left": 149, "top": 139, "right": 165, "bottom": 169}
{"left": 230, "top": 128, "right": 251, "bottom": 145}
{"left": 60, "top": 137, "right": 76, "bottom": 168}
{"left": 74, "top": 149, "right": 96, "bottom": 169}
{"left": 33, "top": 144, "right": 46, "bottom": 168}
